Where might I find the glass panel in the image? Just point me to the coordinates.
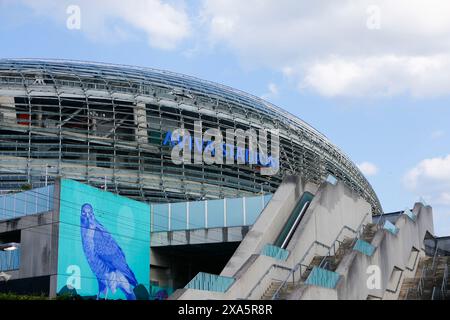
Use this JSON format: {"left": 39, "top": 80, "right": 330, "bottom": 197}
{"left": 226, "top": 197, "right": 244, "bottom": 227}
{"left": 189, "top": 201, "right": 205, "bottom": 230}
{"left": 207, "top": 199, "right": 224, "bottom": 228}
{"left": 4, "top": 196, "right": 15, "bottom": 219}
{"left": 15, "top": 192, "right": 26, "bottom": 216}
{"left": 246, "top": 196, "right": 262, "bottom": 225}
{"left": 171, "top": 202, "right": 187, "bottom": 231}
{"left": 152, "top": 203, "right": 169, "bottom": 232}
{"left": 264, "top": 194, "right": 273, "bottom": 207}
{"left": 0, "top": 185, "right": 55, "bottom": 222}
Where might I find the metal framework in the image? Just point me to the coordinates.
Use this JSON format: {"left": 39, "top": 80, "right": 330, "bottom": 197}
{"left": 0, "top": 59, "right": 382, "bottom": 213}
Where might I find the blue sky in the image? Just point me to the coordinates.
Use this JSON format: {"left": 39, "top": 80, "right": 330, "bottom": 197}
{"left": 1, "top": 0, "right": 449, "bottom": 235}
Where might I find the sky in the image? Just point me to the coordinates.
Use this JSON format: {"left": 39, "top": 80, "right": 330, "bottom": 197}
{"left": 0, "top": 0, "right": 449, "bottom": 235}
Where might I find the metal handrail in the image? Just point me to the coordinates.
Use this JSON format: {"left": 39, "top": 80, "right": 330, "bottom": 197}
{"left": 244, "top": 264, "right": 292, "bottom": 299}
{"left": 440, "top": 264, "right": 448, "bottom": 299}
{"left": 417, "top": 265, "right": 428, "bottom": 298}
{"left": 374, "top": 209, "right": 388, "bottom": 231}
{"left": 404, "top": 288, "right": 410, "bottom": 300}
{"left": 271, "top": 212, "right": 372, "bottom": 300}
{"left": 431, "top": 286, "right": 437, "bottom": 300}
{"left": 429, "top": 262, "right": 448, "bottom": 300}
{"left": 318, "top": 212, "right": 371, "bottom": 269}
{"left": 431, "top": 242, "right": 440, "bottom": 272}
{"left": 271, "top": 240, "right": 330, "bottom": 300}
{"left": 318, "top": 226, "right": 354, "bottom": 269}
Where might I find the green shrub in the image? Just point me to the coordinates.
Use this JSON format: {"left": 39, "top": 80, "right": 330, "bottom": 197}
{"left": 0, "top": 292, "right": 49, "bottom": 300}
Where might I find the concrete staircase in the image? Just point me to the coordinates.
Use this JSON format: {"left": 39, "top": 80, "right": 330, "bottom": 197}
{"left": 265, "top": 235, "right": 362, "bottom": 300}
{"left": 271, "top": 223, "right": 379, "bottom": 300}
{"left": 260, "top": 255, "right": 326, "bottom": 300}
{"left": 261, "top": 281, "right": 296, "bottom": 300}
{"left": 262, "top": 253, "right": 328, "bottom": 300}
{"left": 321, "top": 237, "right": 355, "bottom": 271}
{"left": 360, "top": 223, "right": 377, "bottom": 243}
{"left": 301, "top": 255, "right": 324, "bottom": 281}
{"left": 399, "top": 256, "right": 449, "bottom": 300}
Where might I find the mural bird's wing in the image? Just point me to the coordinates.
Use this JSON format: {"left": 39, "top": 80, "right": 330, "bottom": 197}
{"left": 92, "top": 220, "right": 138, "bottom": 287}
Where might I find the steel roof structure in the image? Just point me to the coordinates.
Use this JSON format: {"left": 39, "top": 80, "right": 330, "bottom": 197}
{"left": 0, "top": 59, "right": 382, "bottom": 213}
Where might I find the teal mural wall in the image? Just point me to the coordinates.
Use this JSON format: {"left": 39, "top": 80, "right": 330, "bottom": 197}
{"left": 57, "top": 179, "right": 150, "bottom": 300}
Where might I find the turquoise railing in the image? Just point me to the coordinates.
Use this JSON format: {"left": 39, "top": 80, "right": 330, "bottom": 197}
{"left": 0, "top": 248, "right": 20, "bottom": 272}
{"left": 261, "top": 244, "right": 290, "bottom": 261}
{"left": 353, "top": 239, "right": 375, "bottom": 256}
{"left": 185, "top": 272, "right": 235, "bottom": 293}
{"left": 305, "top": 267, "right": 340, "bottom": 289}
{"left": 403, "top": 209, "right": 417, "bottom": 222}
{"left": 383, "top": 220, "right": 399, "bottom": 235}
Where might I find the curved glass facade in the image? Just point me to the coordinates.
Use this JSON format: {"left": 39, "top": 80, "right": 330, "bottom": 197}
{"left": 0, "top": 59, "right": 382, "bottom": 213}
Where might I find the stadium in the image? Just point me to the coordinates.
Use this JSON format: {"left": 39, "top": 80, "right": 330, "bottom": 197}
{"left": 0, "top": 59, "right": 448, "bottom": 300}
{"left": 0, "top": 59, "right": 381, "bottom": 213}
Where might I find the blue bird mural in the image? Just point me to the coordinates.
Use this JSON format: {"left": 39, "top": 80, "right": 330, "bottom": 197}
{"left": 80, "top": 203, "right": 138, "bottom": 300}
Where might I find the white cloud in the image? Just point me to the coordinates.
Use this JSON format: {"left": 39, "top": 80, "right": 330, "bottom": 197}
{"left": 261, "top": 83, "right": 279, "bottom": 100}
{"left": 405, "top": 155, "right": 450, "bottom": 236}
{"left": 20, "top": 0, "right": 191, "bottom": 50}
{"left": 200, "top": 0, "right": 450, "bottom": 97}
{"left": 405, "top": 154, "right": 450, "bottom": 189}
{"left": 437, "top": 192, "right": 450, "bottom": 205}
{"left": 302, "top": 54, "right": 450, "bottom": 97}
{"left": 357, "top": 162, "right": 379, "bottom": 176}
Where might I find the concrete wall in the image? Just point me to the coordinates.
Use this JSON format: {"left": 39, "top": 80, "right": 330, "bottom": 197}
{"left": 297, "top": 285, "right": 338, "bottom": 300}
{"left": 220, "top": 176, "right": 318, "bottom": 278}
{"left": 285, "top": 180, "right": 372, "bottom": 269}
{"left": 0, "top": 180, "right": 61, "bottom": 297}
{"left": 294, "top": 202, "right": 433, "bottom": 300}
{"left": 176, "top": 178, "right": 373, "bottom": 300}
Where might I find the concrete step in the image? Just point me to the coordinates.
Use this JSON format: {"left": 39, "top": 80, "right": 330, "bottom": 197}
{"left": 361, "top": 223, "right": 377, "bottom": 243}
{"left": 262, "top": 280, "right": 300, "bottom": 300}
{"left": 301, "top": 256, "right": 324, "bottom": 280}
{"left": 399, "top": 256, "right": 450, "bottom": 300}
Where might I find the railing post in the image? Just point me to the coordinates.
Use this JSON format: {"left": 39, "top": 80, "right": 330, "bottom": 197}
{"left": 431, "top": 243, "right": 439, "bottom": 273}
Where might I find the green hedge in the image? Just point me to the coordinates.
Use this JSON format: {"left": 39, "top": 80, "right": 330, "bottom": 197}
{"left": 0, "top": 292, "right": 49, "bottom": 300}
